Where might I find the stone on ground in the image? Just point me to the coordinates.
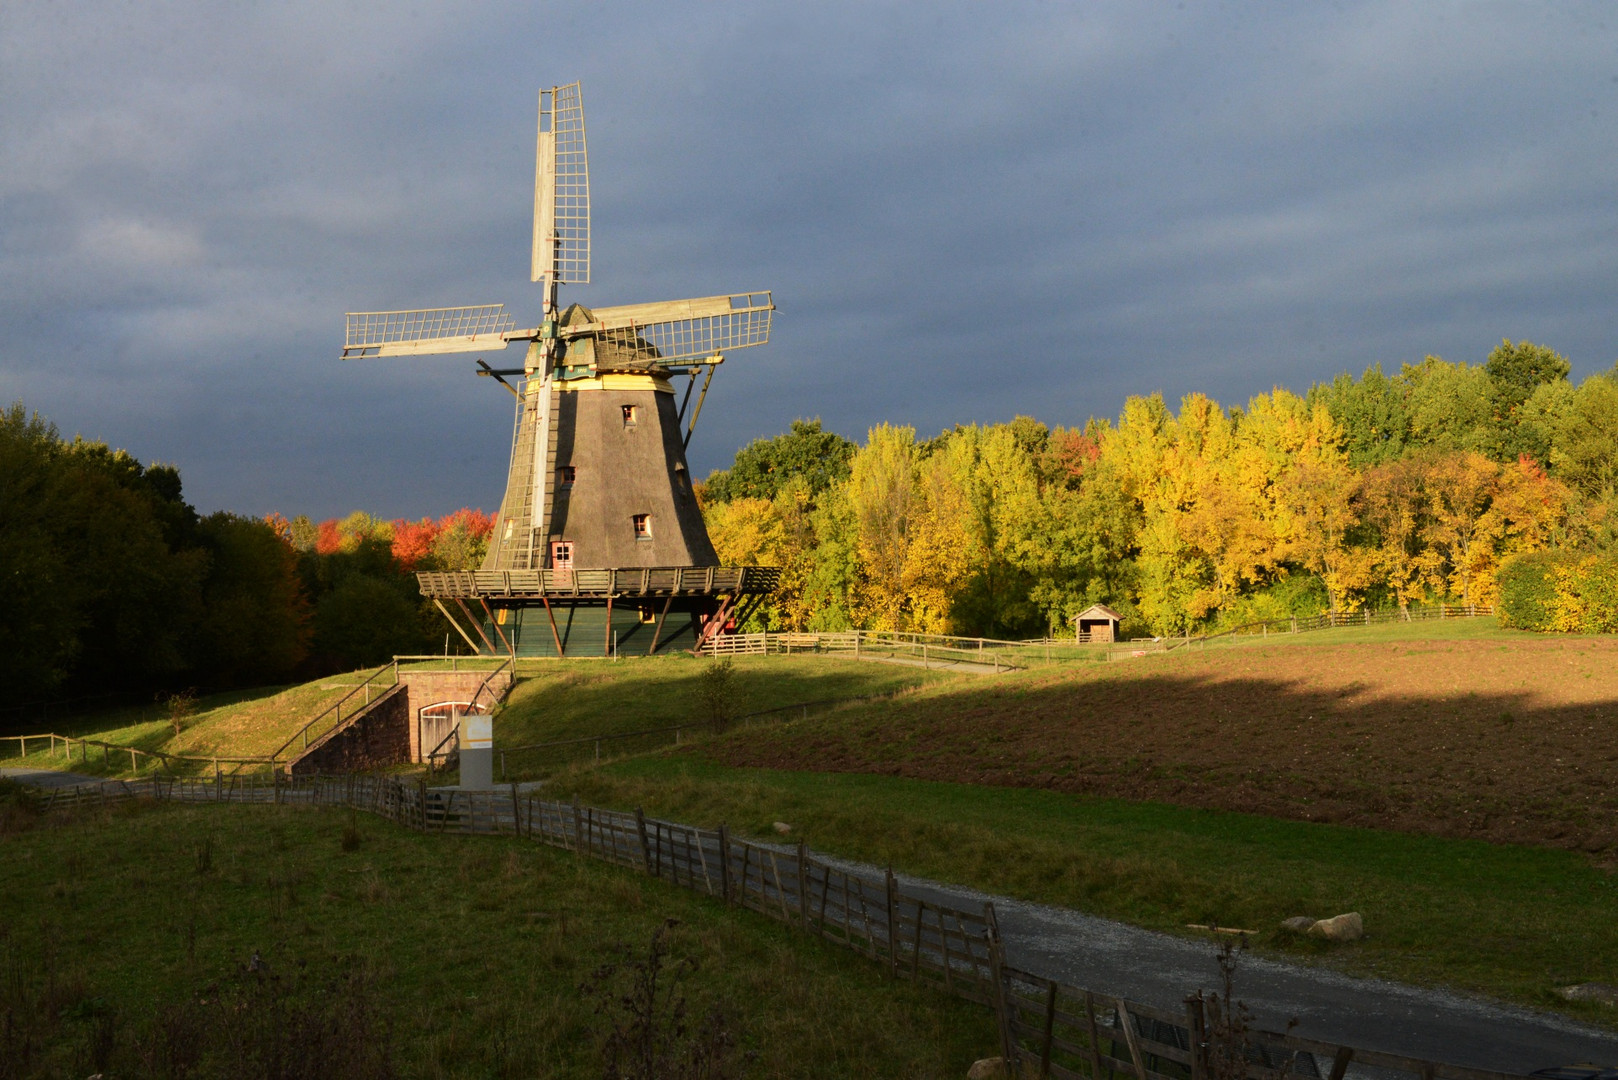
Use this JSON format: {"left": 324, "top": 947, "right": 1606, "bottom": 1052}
{"left": 1558, "top": 983, "right": 1618, "bottom": 1006}
{"left": 1308, "top": 912, "right": 1364, "bottom": 942}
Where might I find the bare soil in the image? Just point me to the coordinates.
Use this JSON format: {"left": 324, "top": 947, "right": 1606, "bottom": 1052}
{"left": 711, "top": 638, "right": 1618, "bottom": 855}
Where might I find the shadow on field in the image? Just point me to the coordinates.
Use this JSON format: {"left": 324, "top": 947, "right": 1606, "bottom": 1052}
{"left": 708, "top": 642, "right": 1618, "bottom": 855}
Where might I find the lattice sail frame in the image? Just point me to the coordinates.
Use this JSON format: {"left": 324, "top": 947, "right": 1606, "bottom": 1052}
{"left": 586, "top": 293, "right": 773, "bottom": 366}
{"left": 342, "top": 305, "right": 515, "bottom": 358}
{"left": 533, "top": 82, "right": 589, "bottom": 285}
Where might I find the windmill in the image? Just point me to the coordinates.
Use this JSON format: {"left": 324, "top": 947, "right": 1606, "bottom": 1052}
{"left": 342, "top": 83, "right": 779, "bottom": 657}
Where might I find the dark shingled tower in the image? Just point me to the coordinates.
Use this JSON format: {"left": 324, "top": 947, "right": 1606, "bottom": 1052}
{"left": 342, "top": 83, "right": 778, "bottom": 656}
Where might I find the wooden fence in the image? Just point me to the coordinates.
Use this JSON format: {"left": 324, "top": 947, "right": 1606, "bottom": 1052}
{"left": 2, "top": 731, "right": 278, "bottom": 778}
{"left": 17, "top": 774, "right": 1527, "bottom": 1080}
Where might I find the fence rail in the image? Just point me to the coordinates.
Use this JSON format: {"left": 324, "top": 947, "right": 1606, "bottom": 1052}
{"left": 268, "top": 659, "right": 399, "bottom": 762}
{"left": 15, "top": 773, "right": 1531, "bottom": 1080}
{"left": 698, "top": 609, "right": 1496, "bottom": 669}
{"left": 2, "top": 732, "right": 277, "bottom": 778}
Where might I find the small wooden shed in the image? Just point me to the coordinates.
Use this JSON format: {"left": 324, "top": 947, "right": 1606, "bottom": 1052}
{"left": 1072, "top": 603, "right": 1122, "bottom": 643}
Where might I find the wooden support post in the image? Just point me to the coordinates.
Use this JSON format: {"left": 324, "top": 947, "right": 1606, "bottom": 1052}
{"left": 511, "top": 782, "right": 522, "bottom": 836}
{"left": 1185, "top": 995, "right": 1208, "bottom": 1080}
{"left": 1327, "top": 1047, "right": 1355, "bottom": 1080}
{"left": 649, "top": 592, "right": 675, "bottom": 655}
{"left": 604, "top": 594, "right": 614, "bottom": 656}
{"left": 1115, "top": 998, "right": 1148, "bottom": 1080}
{"left": 433, "top": 598, "right": 483, "bottom": 654}
{"left": 454, "top": 597, "right": 498, "bottom": 654}
{"left": 885, "top": 868, "right": 898, "bottom": 978}
{"left": 540, "top": 596, "right": 565, "bottom": 657}
{"left": 480, "top": 597, "right": 514, "bottom": 656}
{"left": 635, "top": 807, "right": 653, "bottom": 874}
{"left": 796, "top": 840, "right": 810, "bottom": 932}
{"left": 1040, "top": 981, "right": 1058, "bottom": 1078}
{"left": 573, "top": 797, "right": 584, "bottom": 852}
{"left": 717, "top": 824, "right": 731, "bottom": 904}
{"left": 1084, "top": 991, "right": 1106, "bottom": 1080}
{"left": 986, "top": 903, "right": 1016, "bottom": 1068}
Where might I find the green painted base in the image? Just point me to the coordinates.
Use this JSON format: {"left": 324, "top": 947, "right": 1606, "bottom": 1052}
{"left": 485, "top": 602, "right": 709, "bottom": 658}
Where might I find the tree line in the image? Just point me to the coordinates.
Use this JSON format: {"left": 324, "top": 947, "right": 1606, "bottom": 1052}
{"left": 5, "top": 337, "right": 1612, "bottom": 707}
{"left": 699, "top": 341, "right": 1618, "bottom": 638}
{"left": 0, "top": 401, "right": 491, "bottom": 709}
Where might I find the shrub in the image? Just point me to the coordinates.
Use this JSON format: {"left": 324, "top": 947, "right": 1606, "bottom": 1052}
{"left": 1496, "top": 551, "right": 1563, "bottom": 630}
{"left": 1497, "top": 549, "right": 1618, "bottom": 633}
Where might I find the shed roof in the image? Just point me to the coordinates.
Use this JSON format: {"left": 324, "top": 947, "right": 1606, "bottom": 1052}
{"left": 1071, "top": 603, "right": 1123, "bottom": 623}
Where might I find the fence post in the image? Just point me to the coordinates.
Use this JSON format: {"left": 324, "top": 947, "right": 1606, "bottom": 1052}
{"left": 635, "top": 807, "right": 653, "bottom": 874}
{"left": 985, "top": 902, "right": 1016, "bottom": 1067}
{"left": 717, "top": 824, "right": 732, "bottom": 904}
{"left": 511, "top": 782, "right": 522, "bottom": 836}
{"left": 796, "top": 840, "right": 809, "bottom": 932}
{"left": 885, "top": 868, "right": 898, "bottom": 978}
{"left": 213, "top": 759, "right": 221, "bottom": 800}
{"left": 573, "top": 798, "right": 584, "bottom": 852}
{"left": 1185, "top": 994, "right": 1208, "bottom": 1080}
{"left": 1042, "top": 981, "right": 1059, "bottom": 1078}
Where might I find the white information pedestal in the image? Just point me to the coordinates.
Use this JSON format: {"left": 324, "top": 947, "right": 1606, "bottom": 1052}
{"left": 459, "top": 713, "right": 493, "bottom": 789}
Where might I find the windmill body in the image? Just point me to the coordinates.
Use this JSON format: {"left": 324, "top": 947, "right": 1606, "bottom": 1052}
{"left": 344, "top": 84, "right": 778, "bottom": 657}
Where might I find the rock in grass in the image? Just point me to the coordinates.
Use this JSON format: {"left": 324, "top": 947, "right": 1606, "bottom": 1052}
{"left": 967, "top": 1058, "right": 1010, "bottom": 1080}
{"left": 1308, "top": 912, "right": 1364, "bottom": 942}
{"left": 1280, "top": 916, "right": 1316, "bottom": 934}
{"left": 773, "top": 821, "right": 792, "bottom": 835}
{"left": 1558, "top": 983, "right": 1618, "bottom": 1006}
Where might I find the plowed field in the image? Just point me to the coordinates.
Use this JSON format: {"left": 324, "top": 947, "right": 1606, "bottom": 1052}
{"left": 710, "top": 638, "right": 1618, "bottom": 856}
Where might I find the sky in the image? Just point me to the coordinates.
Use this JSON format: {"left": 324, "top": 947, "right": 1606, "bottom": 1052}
{"left": 3, "top": 1, "right": 1617, "bottom": 520}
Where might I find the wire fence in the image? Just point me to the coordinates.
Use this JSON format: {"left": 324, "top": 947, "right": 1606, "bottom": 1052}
{"left": 15, "top": 773, "right": 1530, "bottom": 1080}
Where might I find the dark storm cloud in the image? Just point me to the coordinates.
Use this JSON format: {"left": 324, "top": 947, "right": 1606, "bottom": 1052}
{"left": 3, "top": 1, "right": 1616, "bottom": 518}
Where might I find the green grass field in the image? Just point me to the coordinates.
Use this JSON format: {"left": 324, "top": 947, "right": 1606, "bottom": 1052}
{"left": 544, "top": 756, "right": 1618, "bottom": 1026}
{"left": 492, "top": 654, "right": 953, "bottom": 779}
{"left": 0, "top": 790, "right": 994, "bottom": 1078}
{"left": 10, "top": 619, "right": 1615, "bottom": 1032}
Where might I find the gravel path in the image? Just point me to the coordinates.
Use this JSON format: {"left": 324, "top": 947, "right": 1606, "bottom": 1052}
{"left": 854, "top": 856, "right": 1618, "bottom": 1075}
{"left": 0, "top": 766, "right": 105, "bottom": 788}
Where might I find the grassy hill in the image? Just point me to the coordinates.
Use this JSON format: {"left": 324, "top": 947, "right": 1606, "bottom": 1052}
{"left": 3, "top": 654, "right": 955, "bottom": 780}
{"left": 0, "top": 793, "right": 994, "bottom": 1078}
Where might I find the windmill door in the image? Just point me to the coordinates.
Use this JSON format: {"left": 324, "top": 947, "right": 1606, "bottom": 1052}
{"left": 550, "top": 540, "right": 574, "bottom": 584}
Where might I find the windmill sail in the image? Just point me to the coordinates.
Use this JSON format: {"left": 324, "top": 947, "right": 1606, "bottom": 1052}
{"left": 341, "top": 305, "right": 515, "bottom": 359}
{"left": 533, "top": 82, "right": 589, "bottom": 285}
{"left": 569, "top": 292, "right": 774, "bottom": 367}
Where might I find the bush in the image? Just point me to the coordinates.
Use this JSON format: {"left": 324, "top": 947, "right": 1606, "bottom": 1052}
{"left": 1496, "top": 551, "right": 1564, "bottom": 631}
{"left": 1497, "top": 549, "right": 1618, "bottom": 633}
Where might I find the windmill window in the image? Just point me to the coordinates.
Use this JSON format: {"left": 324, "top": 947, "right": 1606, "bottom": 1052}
{"left": 621, "top": 404, "right": 638, "bottom": 426}
{"left": 558, "top": 465, "right": 576, "bottom": 487}
{"left": 550, "top": 540, "right": 574, "bottom": 569}
{"left": 632, "top": 514, "right": 652, "bottom": 539}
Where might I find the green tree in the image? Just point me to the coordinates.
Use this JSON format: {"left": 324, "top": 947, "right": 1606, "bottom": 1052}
{"left": 701, "top": 419, "right": 856, "bottom": 504}
{"left": 195, "top": 513, "right": 312, "bottom": 686}
{"left": 1308, "top": 364, "right": 1411, "bottom": 467}
{"left": 1399, "top": 356, "right": 1493, "bottom": 455}
{"left": 1549, "top": 365, "right": 1618, "bottom": 503}
{"left": 1483, "top": 339, "right": 1571, "bottom": 462}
